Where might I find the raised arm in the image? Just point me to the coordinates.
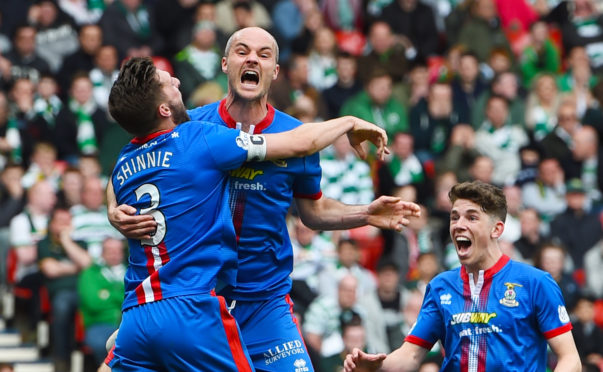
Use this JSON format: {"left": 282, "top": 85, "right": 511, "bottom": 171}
{"left": 262, "top": 116, "right": 388, "bottom": 161}
{"left": 548, "top": 332, "right": 581, "bottom": 372}
{"left": 343, "top": 342, "right": 428, "bottom": 372}
{"left": 295, "top": 195, "right": 421, "bottom": 232}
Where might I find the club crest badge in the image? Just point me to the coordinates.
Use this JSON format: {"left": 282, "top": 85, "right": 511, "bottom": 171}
{"left": 499, "top": 282, "right": 523, "bottom": 307}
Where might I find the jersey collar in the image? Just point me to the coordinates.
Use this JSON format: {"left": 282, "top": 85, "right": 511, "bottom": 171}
{"left": 131, "top": 128, "right": 174, "bottom": 145}
{"left": 218, "top": 99, "right": 275, "bottom": 134}
{"left": 460, "top": 254, "right": 510, "bottom": 282}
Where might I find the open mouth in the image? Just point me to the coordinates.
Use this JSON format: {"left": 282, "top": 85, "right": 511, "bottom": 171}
{"left": 455, "top": 236, "right": 472, "bottom": 252}
{"left": 241, "top": 70, "right": 259, "bottom": 86}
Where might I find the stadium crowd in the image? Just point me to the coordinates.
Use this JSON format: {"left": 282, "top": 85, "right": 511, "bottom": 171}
{"left": 0, "top": 0, "right": 603, "bottom": 371}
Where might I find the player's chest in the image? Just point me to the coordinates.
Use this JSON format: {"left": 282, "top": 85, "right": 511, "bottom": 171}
{"left": 228, "top": 158, "right": 303, "bottom": 195}
{"left": 437, "top": 280, "right": 534, "bottom": 336}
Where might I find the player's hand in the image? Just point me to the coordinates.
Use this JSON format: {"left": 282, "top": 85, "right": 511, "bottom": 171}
{"left": 346, "top": 117, "right": 390, "bottom": 161}
{"left": 109, "top": 204, "right": 157, "bottom": 240}
{"left": 343, "top": 348, "right": 387, "bottom": 372}
{"left": 367, "top": 196, "right": 421, "bottom": 232}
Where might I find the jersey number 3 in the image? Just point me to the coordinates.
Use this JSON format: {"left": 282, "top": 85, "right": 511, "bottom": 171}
{"left": 135, "top": 183, "right": 167, "bottom": 246}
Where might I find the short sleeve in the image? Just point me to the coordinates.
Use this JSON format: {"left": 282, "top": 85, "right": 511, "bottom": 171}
{"left": 293, "top": 152, "right": 322, "bottom": 199}
{"left": 405, "top": 284, "right": 444, "bottom": 349}
{"left": 534, "top": 273, "right": 573, "bottom": 339}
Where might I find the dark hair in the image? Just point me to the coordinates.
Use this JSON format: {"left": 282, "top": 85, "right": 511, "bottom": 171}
{"left": 337, "top": 238, "right": 359, "bottom": 251}
{"left": 233, "top": 1, "right": 252, "bottom": 12}
{"left": 108, "top": 57, "right": 163, "bottom": 136}
{"left": 487, "top": 93, "right": 510, "bottom": 107}
{"left": 339, "top": 309, "right": 362, "bottom": 333}
{"left": 448, "top": 181, "right": 507, "bottom": 222}
{"left": 533, "top": 240, "right": 565, "bottom": 269}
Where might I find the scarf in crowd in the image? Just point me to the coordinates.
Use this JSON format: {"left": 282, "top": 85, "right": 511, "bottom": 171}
{"left": 69, "top": 99, "right": 97, "bottom": 155}
{"left": 33, "top": 95, "right": 62, "bottom": 126}
{"left": 5, "top": 117, "right": 22, "bottom": 164}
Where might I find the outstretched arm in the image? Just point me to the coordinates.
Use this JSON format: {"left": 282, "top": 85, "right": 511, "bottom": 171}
{"left": 262, "top": 116, "right": 389, "bottom": 161}
{"left": 295, "top": 195, "right": 421, "bottom": 232}
{"left": 343, "top": 342, "right": 428, "bottom": 372}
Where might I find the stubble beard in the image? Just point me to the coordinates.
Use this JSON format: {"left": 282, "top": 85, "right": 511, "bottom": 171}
{"left": 170, "top": 101, "right": 190, "bottom": 125}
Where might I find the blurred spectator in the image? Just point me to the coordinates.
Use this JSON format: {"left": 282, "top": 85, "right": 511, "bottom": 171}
{"left": 317, "top": 238, "right": 377, "bottom": 299}
{"left": 378, "top": 0, "right": 439, "bottom": 60}
{"left": 215, "top": 0, "right": 272, "bottom": 35}
{"left": 341, "top": 69, "right": 408, "bottom": 140}
{"left": 303, "top": 274, "right": 387, "bottom": 358}
{"left": 77, "top": 236, "right": 125, "bottom": 365}
{"left": 525, "top": 73, "right": 563, "bottom": 141}
{"left": 37, "top": 206, "right": 91, "bottom": 372}
{"left": 373, "top": 261, "right": 405, "bottom": 351}
{"left": 475, "top": 95, "right": 529, "bottom": 185}
{"left": 319, "top": 312, "right": 368, "bottom": 371}
{"left": 377, "top": 132, "right": 426, "bottom": 198}
{"left": 584, "top": 239, "right": 603, "bottom": 298}
{"left": 70, "top": 176, "right": 120, "bottom": 259}
{"left": 562, "top": 125, "right": 603, "bottom": 209}
{"left": 451, "top": 52, "right": 486, "bottom": 124}
{"left": 514, "top": 143, "right": 542, "bottom": 187}
{"left": 4, "top": 25, "right": 51, "bottom": 84}
{"left": 321, "top": 51, "right": 362, "bottom": 119}
{"left": 471, "top": 71, "right": 525, "bottom": 129}
{"left": 468, "top": 154, "right": 495, "bottom": 184}
{"left": 570, "top": 294, "right": 603, "bottom": 367}
{"left": 391, "top": 205, "right": 441, "bottom": 282}
{"left": 540, "top": 98, "right": 581, "bottom": 162}
{"left": 270, "top": 53, "right": 328, "bottom": 119}
{"left": 559, "top": 0, "right": 603, "bottom": 73}
{"left": 290, "top": 216, "right": 334, "bottom": 316}
{"left": 57, "top": 23, "right": 103, "bottom": 95}
{"left": 0, "top": 91, "right": 23, "bottom": 167}
{"left": 9, "top": 180, "right": 56, "bottom": 342}
{"left": 513, "top": 208, "right": 547, "bottom": 263}
{"left": 436, "top": 124, "right": 480, "bottom": 183}
{"left": 9, "top": 77, "right": 54, "bottom": 165}
{"left": 500, "top": 184, "right": 522, "bottom": 243}
{"left": 428, "top": 171, "right": 457, "bottom": 248}
{"left": 357, "top": 21, "right": 408, "bottom": 85}
{"left": 33, "top": 74, "right": 62, "bottom": 131}
{"left": 534, "top": 242, "right": 580, "bottom": 310}
{"left": 153, "top": 0, "right": 200, "bottom": 58}
{"left": 54, "top": 73, "right": 110, "bottom": 162}
{"left": 557, "top": 46, "right": 598, "bottom": 96}
{"left": 28, "top": 0, "right": 79, "bottom": 73}
{"left": 55, "top": 166, "right": 82, "bottom": 208}
{"left": 482, "top": 47, "right": 513, "bottom": 82}
{"left": 21, "top": 142, "right": 63, "bottom": 190}
{"left": 99, "top": 0, "right": 164, "bottom": 60}
{"left": 550, "top": 178, "right": 603, "bottom": 270}
{"left": 410, "top": 82, "right": 460, "bottom": 161}
{"left": 307, "top": 26, "right": 338, "bottom": 91}
{"left": 89, "top": 45, "right": 119, "bottom": 112}
{"left": 57, "top": 0, "right": 104, "bottom": 25}
{"left": 0, "top": 0, "right": 35, "bottom": 40}
{"left": 0, "top": 163, "right": 25, "bottom": 290}
{"left": 320, "top": 0, "right": 364, "bottom": 33}
{"left": 395, "top": 58, "right": 429, "bottom": 109}
{"left": 519, "top": 20, "right": 561, "bottom": 88}
{"left": 320, "top": 134, "right": 374, "bottom": 205}
{"left": 456, "top": 0, "right": 513, "bottom": 63}
{"left": 173, "top": 21, "right": 222, "bottom": 102}
{"left": 521, "top": 157, "right": 567, "bottom": 223}
{"left": 405, "top": 251, "right": 441, "bottom": 294}
{"left": 290, "top": 4, "right": 324, "bottom": 55}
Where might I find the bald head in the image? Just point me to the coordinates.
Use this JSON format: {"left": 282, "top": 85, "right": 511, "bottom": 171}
{"left": 225, "top": 27, "right": 279, "bottom": 62}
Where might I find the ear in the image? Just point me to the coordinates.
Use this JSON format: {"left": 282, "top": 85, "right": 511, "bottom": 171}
{"left": 158, "top": 103, "right": 171, "bottom": 118}
{"left": 221, "top": 56, "right": 228, "bottom": 74}
{"left": 491, "top": 220, "right": 505, "bottom": 239}
{"left": 273, "top": 63, "right": 280, "bottom": 80}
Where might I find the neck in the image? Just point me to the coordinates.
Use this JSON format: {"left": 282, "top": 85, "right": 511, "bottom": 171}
{"left": 224, "top": 92, "right": 268, "bottom": 128}
{"left": 465, "top": 247, "right": 503, "bottom": 282}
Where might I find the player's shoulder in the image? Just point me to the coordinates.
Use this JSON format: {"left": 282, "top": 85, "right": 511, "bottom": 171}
{"left": 504, "top": 259, "right": 549, "bottom": 280}
{"left": 271, "top": 107, "right": 303, "bottom": 131}
{"left": 430, "top": 267, "right": 462, "bottom": 287}
{"left": 187, "top": 101, "right": 220, "bottom": 120}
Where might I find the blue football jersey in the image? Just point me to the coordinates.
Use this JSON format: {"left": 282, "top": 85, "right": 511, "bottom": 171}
{"left": 406, "top": 255, "right": 573, "bottom": 372}
{"left": 111, "top": 122, "right": 249, "bottom": 311}
{"left": 188, "top": 100, "right": 322, "bottom": 300}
